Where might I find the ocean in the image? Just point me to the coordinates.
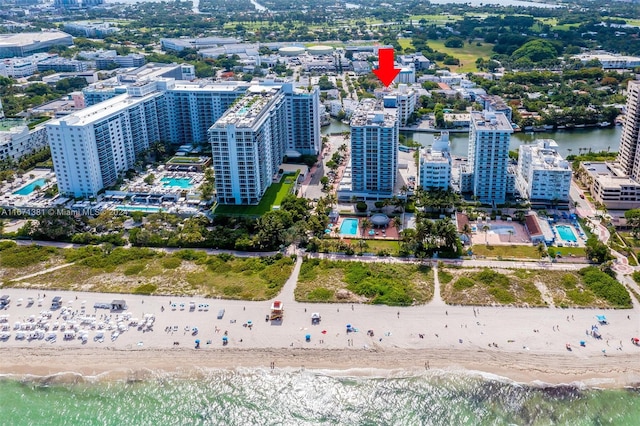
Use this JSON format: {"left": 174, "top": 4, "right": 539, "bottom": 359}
{"left": 1, "top": 370, "right": 639, "bottom": 425}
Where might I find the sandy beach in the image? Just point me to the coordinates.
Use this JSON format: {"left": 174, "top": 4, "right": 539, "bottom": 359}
{"left": 1, "top": 283, "right": 639, "bottom": 387}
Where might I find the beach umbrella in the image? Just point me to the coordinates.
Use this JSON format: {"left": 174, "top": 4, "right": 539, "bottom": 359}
{"left": 195, "top": 339, "right": 200, "bottom": 344}
{"left": 305, "top": 334, "right": 311, "bottom": 342}
{"left": 222, "top": 336, "right": 228, "bottom": 341}
{"left": 580, "top": 340, "right": 586, "bottom": 347}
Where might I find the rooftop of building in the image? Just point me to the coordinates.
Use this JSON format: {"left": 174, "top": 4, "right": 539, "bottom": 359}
{"left": 350, "top": 99, "right": 397, "bottom": 128}
{"left": 0, "top": 118, "right": 26, "bottom": 132}
{"left": 470, "top": 110, "right": 513, "bottom": 132}
{"left": 48, "top": 92, "right": 159, "bottom": 127}
{"left": 595, "top": 173, "right": 640, "bottom": 189}
{"left": 211, "top": 85, "right": 282, "bottom": 128}
{"left": 0, "top": 31, "right": 71, "bottom": 47}
{"left": 523, "top": 139, "right": 571, "bottom": 170}
{"left": 581, "top": 161, "right": 625, "bottom": 178}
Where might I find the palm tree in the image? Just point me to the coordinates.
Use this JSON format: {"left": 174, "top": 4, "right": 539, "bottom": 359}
{"left": 392, "top": 216, "right": 402, "bottom": 233}
{"left": 508, "top": 229, "right": 514, "bottom": 242}
{"left": 461, "top": 223, "right": 472, "bottom": 241}
{"left": 360, "top": 218, "right": 372, "bottom": 238}
{"left": 482, "top": 225, "right": 490, "bottom": 245}
{"left": 536, "top": 243, "right": 547, "bottom": 259}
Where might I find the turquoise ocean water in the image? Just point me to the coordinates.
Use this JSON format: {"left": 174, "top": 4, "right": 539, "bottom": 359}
{"left": 1, "top": 370, "right": 639, "bottom": 425}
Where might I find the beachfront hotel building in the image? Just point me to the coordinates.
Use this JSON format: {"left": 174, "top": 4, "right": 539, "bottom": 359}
{"left": 48, "top": 71, "right": 320, "bottom": 199}
{"left": 338, "top": 98, "right": 398, "bottom": 200}
{"left": 467, "top": 111, "right": 513, "bottom": 204}
{"left": 516, "top": 139, "right": 572, "bottom": 202}
{"left": 419, "top": 131, "right": 452, "bottom": 190}
{"left": 618, "top": 79, "right": 640, "bottom": 180}
{"left": 208, "top": 86, "right": 287, "bottom": 205}
{"left": 46, "top": 92, "right": 164, "bottom": 198}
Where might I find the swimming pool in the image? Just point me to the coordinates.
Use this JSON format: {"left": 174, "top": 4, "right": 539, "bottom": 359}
{"left": 160, "top": 177, "right": 192, "bottom": 189}
{"left": 556, "top": 225, "right": 577, "bottom": 242}
{"left": 116, "top": 205, "right": 163, "bottom": 213}
{"left": 487, "top": 225, "right": 516, "bottom": 235}
{"left": 13, "top": 178, "right": 47, "bottom": 195}
{"left": 339, "top": 218, "right": 359, "bottom": 236}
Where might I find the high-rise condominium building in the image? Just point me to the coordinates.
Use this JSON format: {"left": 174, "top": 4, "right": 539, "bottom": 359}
{"left": 48, "top": 77, "right": 320, "bottom": 199}
{"left": 468, "top": 111, "right": 513, "bottom": 204}
{"left": 618, "top": 80, "right": 640, "bottom": 180}
{"left": 516, "top": 139, "right": 572, "bottom": 202}
{"left": 46, "top": 93, "right": 162, "bottom": 198}
{"left": 349, "top": 99, "right": 399, "bottom": 198}
{"left": 208, "top": 86, "right": 287, "bottom": 205}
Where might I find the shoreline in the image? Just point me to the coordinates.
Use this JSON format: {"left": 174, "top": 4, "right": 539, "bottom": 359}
{"left": 2, "top": 347, "right": 640, "bottom": 389}
{"left": 1, "top": 287, "right": 639, "bottom": 390}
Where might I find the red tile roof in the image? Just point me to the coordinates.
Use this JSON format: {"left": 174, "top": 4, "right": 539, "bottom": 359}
{"left": 525, "top": 214, "right": 542, "bottom": 236}
{"left": 456, "top": 212, "right": 469, "bottom": 232}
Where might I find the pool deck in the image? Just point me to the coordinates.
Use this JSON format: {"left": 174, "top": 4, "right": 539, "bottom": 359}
{"left": 470, "top": 220, "right": 531, "bottom": 246}
{"left": 333, "top": 217, "right": 400, "bottom": 240}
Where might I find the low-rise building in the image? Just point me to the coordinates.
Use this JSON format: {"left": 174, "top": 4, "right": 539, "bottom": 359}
{"left": 580, "top": 161, "right": 640, "bottom": 209}
{"left": 0, "top": 31, "right": 73, "bottom": 58}
{"left": 95, "top": 53, "right": 145, "bottom": 70}
{"left": 0, "top": 119, "right": 48, "bottom": 161}
{"left": 63, "top": 22, "right": 117, "bottom": 38}
{"left": 37, "top": 57, "right": 88, "bottom": 73}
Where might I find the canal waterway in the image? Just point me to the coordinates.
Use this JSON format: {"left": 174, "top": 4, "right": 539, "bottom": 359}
{"left": 323, "top": 119, "right": 622, "bottom": 159}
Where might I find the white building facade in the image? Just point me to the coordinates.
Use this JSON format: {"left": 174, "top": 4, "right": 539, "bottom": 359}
{"left": 468, "top": 111, "right": 513, "bottom": 204}
{"left": 346, "top": 99, "right": 399, "bottom": 199}
{"left": 208, "top": 86, "right": 287, "bottom": 205}
{"left": 516, "top": 139, "right": 572, "bottom": 202}
{"left": 419, "top": 131, "right": 451, "bottom": 190}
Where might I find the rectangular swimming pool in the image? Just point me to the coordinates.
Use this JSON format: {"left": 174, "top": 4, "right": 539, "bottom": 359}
{"left": 13, "top": 178, "right": 47, "bottom": 196}
{"left": 160, "top": 177, "right": 193, "bottom": 189}
{"left": 488, "top": 225, "right": 516, "bottom": 235}
{"left": 340, "top": 218, "right": 359, "bottom": 236}
{"left": 556, "top": 225, "right": 577, "bottom": 242}
{"left": 115, "top": 205, "right": 163, "bottom": 213}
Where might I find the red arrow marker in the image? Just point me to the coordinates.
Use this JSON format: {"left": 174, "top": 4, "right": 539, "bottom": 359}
{"left": 373, "top": 48, "right": 401, "bottom": 87}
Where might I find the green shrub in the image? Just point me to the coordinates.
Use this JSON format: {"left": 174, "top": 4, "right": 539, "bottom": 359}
{"left": 489, "top": 287, "right": 515, "bottom": 304}
{"left": 453, "top": 277, "right": 475, "bottom": 291}
{"left": 476, "top": 269, "right": 509, "bottom": 288}
{"left": 63, "top": 246, "right": 103, "bottom": 262}
{"left": 439, "top": 270, "right": 454, "bottom": 284}
{"left": 561, "top": 274, "right": 578, "bottom": 289}
{"left": 222, "top": 285, "right": 243, "bottom": 296}
{"left": 633, "top": 271, "right": 640, "bottom": 285}
{"left": 579, "top": 267, "right": 631, "bottom": 307}
{"left": 80, "top": 247, "right": 158, "bottom": 271}
{"left": 299, "top": 259, "right": 320, "bottom": 282}
{"left": 124, "top": 263, "right": 145, "bottom": 275}
{"left": 307, "top": 287, "right": 333, "bottom": 301}
{"left": 566, "top": 288, "right": 595, "bottom": 305}
{"left": 173, "top": 249, "right": 207, "bottom": 262}
{"left": 161, "top": 257, "right": 182, "bottom": 269}
{"left": 133, "top": 283, "right": 157, "bottom": 295}
{"left": 0, "top": 245, "right": 57, "bottom": 268}
{"left": 0, "top": 241, "right": 17, "bottom": 251}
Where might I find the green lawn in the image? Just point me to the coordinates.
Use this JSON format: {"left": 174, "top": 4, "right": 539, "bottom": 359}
{"left": 167, "top": 156, "right": 204, "bottom": 164}
{"left": 424, "top": 40, "right": 495, "bottom": 72}
{"left": 409, "top": 14, "right": 463, "bottom": 24}
{"left": 470, "top": 244, "right": 586, "bottom": 260}
{"left": 214, "top": 173, "right": 297, "bottom": 216}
